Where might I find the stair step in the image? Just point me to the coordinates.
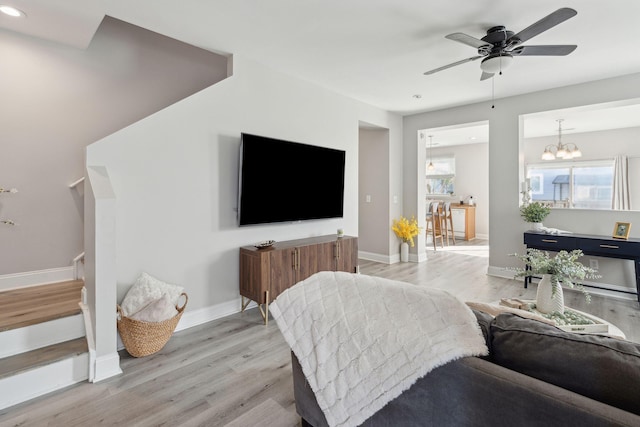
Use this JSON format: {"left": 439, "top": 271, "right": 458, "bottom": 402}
{"left": 0, "top": 279, "right": 83, "bottom": 332}
{"left": 0, "top": 313, "right": 85, "bottom": 359}
{"left": 0, "top": 337, "right": 88, "bottom": 380}
{"left": 0, "top": 338, "right": 89, "bottom": 411}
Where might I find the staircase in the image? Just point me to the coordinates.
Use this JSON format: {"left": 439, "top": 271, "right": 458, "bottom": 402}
{"left": 0, "top": 280, "right": 90, "bottom": 410}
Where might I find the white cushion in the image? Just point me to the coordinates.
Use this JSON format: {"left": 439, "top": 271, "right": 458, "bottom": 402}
{"left": 121, "top": 272, "right": 184, "bottom": 317}
{"left": 129, "top": 294, "right": 178, "bottom": 322}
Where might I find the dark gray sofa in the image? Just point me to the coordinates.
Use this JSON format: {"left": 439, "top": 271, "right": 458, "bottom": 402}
{"left": 291, "top": 312, "right": 640, "bottom": 426}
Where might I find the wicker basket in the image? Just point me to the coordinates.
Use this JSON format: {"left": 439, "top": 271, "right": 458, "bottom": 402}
{"left": 117, "top": 293, "right": 188, "bottom": 357}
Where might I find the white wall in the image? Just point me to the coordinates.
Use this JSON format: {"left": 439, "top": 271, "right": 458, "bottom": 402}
{"left": 404, "top": 72, "right": 640, "bottom": 292}
{"left": 86, "top": 55, "right": 403, "bottom": 314}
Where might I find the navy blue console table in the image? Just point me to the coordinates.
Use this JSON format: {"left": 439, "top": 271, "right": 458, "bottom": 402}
{"left": 523, "top": 231, "right": 640, "bottom": 302}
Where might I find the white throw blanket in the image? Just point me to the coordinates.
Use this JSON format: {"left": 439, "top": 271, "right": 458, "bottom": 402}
{"left": 270, "top": 271, "right": 488, "bottom": 427}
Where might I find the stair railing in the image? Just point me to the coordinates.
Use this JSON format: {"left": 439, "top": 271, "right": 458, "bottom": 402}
{"left": 73, "top": 252, "right": 85, "bottom": 281}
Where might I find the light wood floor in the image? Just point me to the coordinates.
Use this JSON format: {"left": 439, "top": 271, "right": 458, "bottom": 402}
{"left": 1, "top": 241, "right": 638, "bottom": 426}
{"left": 0, "top": 280, "right": 83, "bottom": 332}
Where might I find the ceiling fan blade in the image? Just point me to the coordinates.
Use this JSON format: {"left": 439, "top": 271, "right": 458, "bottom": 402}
{"left": 511, "top": 45, "right": 577, "bottom": 56}
{"left": 480, "top": 71, "right": 494, "bottom": 81}
{"left": 424, "top": 56, "right": 482, "bottom": 75}
{"left": 446, "top": 33, "right": 490, "bottom": 49}
{"left": 509, "top": 8, "right": 577, "bottom": 45}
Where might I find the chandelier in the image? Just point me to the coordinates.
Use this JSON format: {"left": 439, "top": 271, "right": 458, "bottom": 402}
{"left": 427, "top": 135, "right": 434, "bottom": 170}
{"left": 541, "top": 119, "right": 582, "bottom": 160}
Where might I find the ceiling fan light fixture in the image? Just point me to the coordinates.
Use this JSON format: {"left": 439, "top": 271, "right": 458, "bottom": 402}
{"left": 480, "top": 54, "right": 513, "bottom": 74}
{"left": 0, "top": 5, "right": 25, "bottom": 17}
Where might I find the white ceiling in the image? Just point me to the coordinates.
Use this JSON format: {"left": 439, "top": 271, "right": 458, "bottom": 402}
{"left": 2, "top": 0, "right": 640, "bottom": 118}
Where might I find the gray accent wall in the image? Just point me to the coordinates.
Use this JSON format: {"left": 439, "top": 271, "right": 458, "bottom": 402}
{"left": 0, "top": 16, "right": 228, "bottom": 275}
{"left": 359, "top": 128, "right": 391, "bottom": 258}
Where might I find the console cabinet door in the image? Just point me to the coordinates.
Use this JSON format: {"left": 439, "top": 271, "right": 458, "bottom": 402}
{"left": 269, "top": 248, "right": 297, "bottom": 302}
{"left": 240, "top": 236, "right": 359, "bottom": 313}
{"left": 239, "top": 248, "right": 270, "bottom": 304}
{"left": 336, "top": 237, "right": 358, "bottom": 273}
{"left": 451, "top": 208, "right": 466, "bottom": 239}
{"left": 315, "top": 241, "right": 338, "bottom": 273}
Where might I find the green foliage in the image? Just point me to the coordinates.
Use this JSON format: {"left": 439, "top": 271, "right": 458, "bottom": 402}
{"left": 511, "top": 249, "right": 601, "bottom": 303}
{"left": 520, "top": 202, "right": 551, "bottom": 223}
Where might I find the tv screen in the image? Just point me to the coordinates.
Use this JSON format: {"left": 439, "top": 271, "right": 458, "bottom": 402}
{"left": 238, "top": 133, "right": 345, "bottom": 226}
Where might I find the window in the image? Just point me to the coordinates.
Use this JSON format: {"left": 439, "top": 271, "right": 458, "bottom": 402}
{"left": 526, "top": 159, "right": 614, "bottom": 209}
{"left": 426, "top": 156, "right": 455, "bottom": 195}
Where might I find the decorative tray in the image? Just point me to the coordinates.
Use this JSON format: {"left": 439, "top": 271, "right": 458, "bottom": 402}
{"left": 254, "top": 240, "right": 275, "bottom": 249}
{"left": 500, "top": 299, "right": 609, "bottom": 334}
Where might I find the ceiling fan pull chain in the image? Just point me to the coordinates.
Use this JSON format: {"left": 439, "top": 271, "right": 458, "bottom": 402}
{"left": 491, "top": 77, "right": 495, "bottom": 109}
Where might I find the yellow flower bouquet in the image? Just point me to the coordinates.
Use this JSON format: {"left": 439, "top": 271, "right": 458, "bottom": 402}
{"left": 391, "top": 215, "right": 422, "bottom": 247}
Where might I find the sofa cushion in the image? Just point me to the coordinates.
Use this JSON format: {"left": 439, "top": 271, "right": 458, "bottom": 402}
{"left": 491, "top": 313, "right": 640, "bottom": 416}
{"left": 470, "top": 308, "right": 493, "bottom": 350}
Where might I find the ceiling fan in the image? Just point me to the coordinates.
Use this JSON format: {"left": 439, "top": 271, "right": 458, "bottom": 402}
{"left": 424, "top": 8, "right": 578, "bottom": 81}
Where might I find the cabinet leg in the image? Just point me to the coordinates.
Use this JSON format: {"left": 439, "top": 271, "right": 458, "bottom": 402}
{"left": 241, "top": 295, "right": 251, "bottom": 312}
{"left": 257, "top": 290, "right": 270, "bottom": 326}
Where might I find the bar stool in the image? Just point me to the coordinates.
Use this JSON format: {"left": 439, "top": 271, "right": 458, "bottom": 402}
{"left": 425, "top": 201, "right": 444, "bottom": 250}
{"left": 441, "top": 202, "right": 456, "bottom": 246}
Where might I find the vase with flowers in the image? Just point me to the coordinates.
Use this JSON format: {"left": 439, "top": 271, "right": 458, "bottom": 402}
{"left": 391, "top": 215, "right": 422, "bottom": 262}
{"left": 511, "top": 248, "right": 600, "bottom": 314}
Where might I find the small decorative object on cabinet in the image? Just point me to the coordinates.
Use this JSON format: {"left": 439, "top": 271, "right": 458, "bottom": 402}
{"left": 254, "top": 240, "right": 275, "bottom": 249}
{"left": 239, "top": 235, "right": 358, "bottom": 324}
{"left": 613, "top": 222, "right": 631, "bottom": 240}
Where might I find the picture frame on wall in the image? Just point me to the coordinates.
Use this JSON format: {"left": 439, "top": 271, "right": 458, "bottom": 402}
{"left": 613, "top": 222, "right": 632, "bottom": 239}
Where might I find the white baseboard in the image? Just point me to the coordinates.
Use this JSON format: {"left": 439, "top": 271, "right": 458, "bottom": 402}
{"left": 116, "top": 297, "right": 257, "bottom": 351}
{"left": 358, "top": 250, "right": 426, "bottom": 264}
{"left": 92, "top": 352, "right": 122, "bottom": 383}
{"left": 175, "top": 298, "right": 250, "bottom": 332}
{"left": 358, "top": 251, "right": 393, "bottom": 264}
{"left": 0, "top": 353, "right": 89, "bottom": 411}
{"left": 414, "top": 251, "right": 428, "bottom": 263}
{"left": 487, "top": 265, "right": 516, "bottom": 279}
{"left": 0, "top": 314, "right": 85, "bottom": 358}
{"left": 0, "top": 267, "right": 74, "bottom": 291}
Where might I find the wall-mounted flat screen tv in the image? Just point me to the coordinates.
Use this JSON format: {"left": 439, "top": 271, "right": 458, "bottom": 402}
{"left": 238, "top": 133, "right": 345, "bottom": 226}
